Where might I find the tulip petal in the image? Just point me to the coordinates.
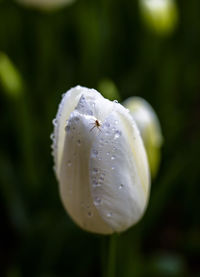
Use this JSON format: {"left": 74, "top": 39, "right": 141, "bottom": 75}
{"left": 52, "top": 86, "right": 103, "bottom": 179}
{"left": 89, "top": 102, "right": 150, "bottom": 232}
{"left": 58, "top": 96, "right": 114, "bottom": 234}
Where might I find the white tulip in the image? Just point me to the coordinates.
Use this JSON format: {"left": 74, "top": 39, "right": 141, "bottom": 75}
{"left": 51, "top": 86, "right": 150, "bottom": 234}
{"left": 123, "top": 97, "right": 163, "bottom": 178}
{"left": 16, "top": 0, "right": 75, "bottom": 10}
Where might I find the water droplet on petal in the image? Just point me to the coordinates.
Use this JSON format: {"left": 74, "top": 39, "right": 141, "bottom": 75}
{"left": 111, "top": 166, "right": 115, "bottom": 170}
{"left": 99, "top": 176, "right": 104, "bottom": 181}
{"left": 92, "top": 168, "right": 98, "bottom": 174}
{"left": 52, "top": 118, "right": 57, "bottom": 126}
{"left": 104, "top": 122, "right": 110, "bottom": 128}
{"left": 65, "top": 125, "right": 70, "bottom": 132}
{"left": 107, "top": 212, "right": 112, "bottom": 217}
{"left": 87, "top": 110, "right": 93, "bottom": 115}
{"left": 91, "top": 149, "right": 98, "bottom": 159}
{"left": 93, "top": 181, "right": 101, "bottom": 188}
{"left": 111, "top": 155, "right": 115, "bottom": 160}
{"left": 50, "top": 133, "right": 55, "bottom": 140}
{"left": 88, "top": 211, "right": 93, "bottom": 217}
{"left": 77, "top": 139, "right": 81, "bottom": 146}
{"left": 113, "top": 100, "right": 118, "bottom": 103}
{"left": 114, "top": 130, "right": 121, "bottom": 139}
{"left": 114, "top": 120, "right": 118, "bottom": 125}
{"left": 67, "top": 160, "right": 72, "bottom": 167}
{"left": 119, "top": 184, "right": 124, "bottom": 189}
{"left": 94, "top": 197, "right": 102, "bottom": 206}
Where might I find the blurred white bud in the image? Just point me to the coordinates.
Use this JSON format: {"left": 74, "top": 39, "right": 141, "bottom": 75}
{"left": 139, "top": 0, "right": 178, "bottom": 35}
{"left": 123, "top": 97, "right": 163, "bottom": 178}
{"left": 16, "top": 0, "right": 75, "bottom": 11}
{"left": 51, "top": 86, "right": 150, "bottom": 234}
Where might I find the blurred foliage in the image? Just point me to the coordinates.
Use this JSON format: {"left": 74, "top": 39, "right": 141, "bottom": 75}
{"left": 0, "top": 0, "right": 200, "bottom": 276}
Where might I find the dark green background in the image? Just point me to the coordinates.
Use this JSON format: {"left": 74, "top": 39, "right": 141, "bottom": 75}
{"left": 0, "top": 0, "right": 200, "bottom": 276}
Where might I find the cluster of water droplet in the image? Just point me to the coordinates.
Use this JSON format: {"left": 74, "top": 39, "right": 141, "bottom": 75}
{"left": 50, "top": 118, "right": 58, "bottom": 173}
{"left": 91, "top": 167, "right": 106, "bottom": 190}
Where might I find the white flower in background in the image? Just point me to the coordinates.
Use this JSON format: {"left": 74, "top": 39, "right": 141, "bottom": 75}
{"left": 123, "top": 97, "right": 163, "bottom": 178}
{"left": 51, "top": 86, "right": 150, "bottom": 234}
{"left": 140, "top": 0, "right": 178, "bottom": 35}
{"left": 16, "top": 0, "right": 75, "bottom": 11}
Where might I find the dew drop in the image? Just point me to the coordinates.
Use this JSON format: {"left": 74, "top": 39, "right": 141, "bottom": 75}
{"left": 119, "top": 184, "right": 124, "bottom": 189}
{"left": 50, "top": 133, "right": 55, "bottom": 140}
{"left": 113, "top": 100, "right": 118, "bottom": 103}
{"left": 114, "top": 130, "right": 121, "bottom": 140}
{"left": 107, "top": 212, "right": 112, "bottom": 217}
{"left": 93, "top": 181, "right": 101, "bottom": 188}
{"left": 111, "top": 166, "right": 115, "bottom": 170}
{"left": 77, "top": 139, "right": 81, "bottom": 146}
{"left": 114, "top": 120, "right": 119, "bottom": 125}
{"left": 104, "top": 122, "right": 110, "bottom": 128}
{"left": 65, "top": 125, "right": 70, "bottom": 132}
{"left": 92, "top": 168, "right": 98, "bottom": 174}
{"left": 111, "top": 155, "right": 115, "bottom": 160}
{"left": 106, "top": 152, "right": 110, "bottom": 156}
{"left": 52, "top": 118, "right": 57, "bottom": 126}
{"left": 88, "top": 211, "right": 93, "bottom": 217}
{"left": 92, "top": 149, "right": 98, "bottom": 158}
{"left": 67, "top": 160, "right": 72, "bottom": 167}
{"left": 94, "top": 197, "right": 102, "bottom": 206}
{"left": 99, "top": 176, "right": 104, "bottom": 181}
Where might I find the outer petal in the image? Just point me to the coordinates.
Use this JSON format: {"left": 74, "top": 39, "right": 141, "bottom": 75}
{"left": 58, "top": 92, "right": 114, "bottom": 234}
{"left": 52, "top": 86, "right": 103, "bottom": 179}
{"left": 90, "top": 102, "right": 150, "bottom": 232}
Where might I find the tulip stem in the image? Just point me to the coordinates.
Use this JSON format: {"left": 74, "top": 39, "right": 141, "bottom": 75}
{"left": 106, "top": 234, "right": 117, "bottom": 277}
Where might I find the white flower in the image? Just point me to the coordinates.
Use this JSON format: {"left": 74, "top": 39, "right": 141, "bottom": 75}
{"left": 123, "top": 97, "right": 163, "bottom": 178}
{"left": 51, "top": 86, "right": 150, "bottom": 234}
{"left": 139, "top": 0, "right": 178, "bottom": 35}
{"left": 16, "top": 0, "right": 75, "bottom": 10}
